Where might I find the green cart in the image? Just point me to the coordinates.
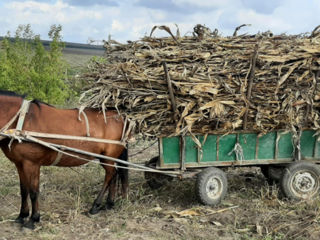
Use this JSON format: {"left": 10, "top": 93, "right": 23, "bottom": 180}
{"left": 146, "top": 129, "right": 320, "bottom": 205}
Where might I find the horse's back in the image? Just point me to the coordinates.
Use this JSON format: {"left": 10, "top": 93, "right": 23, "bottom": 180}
{"left": 27, "top": 105, "right": 123, "bottom": 139}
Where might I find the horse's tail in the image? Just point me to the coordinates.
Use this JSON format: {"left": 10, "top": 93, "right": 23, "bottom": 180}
{"left": 117, "top": 147, "right": 129, "bottom": 198}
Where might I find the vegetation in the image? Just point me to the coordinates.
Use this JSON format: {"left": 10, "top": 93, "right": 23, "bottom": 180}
{"left": 1, "top": 143, "right": 320, "bottom": 239}
{"left": 0, "top": 24, "right": 73, "bottom": 105}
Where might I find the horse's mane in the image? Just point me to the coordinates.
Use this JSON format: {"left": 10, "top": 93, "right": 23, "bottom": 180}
{"left": 0, "top": 90, "right": 52, "bottom": 108}
{"left": 0, "top": 90, "right": 25, "bottom": 98}
{"left": 31, "top": 99, "right": 53, "bottom": 108}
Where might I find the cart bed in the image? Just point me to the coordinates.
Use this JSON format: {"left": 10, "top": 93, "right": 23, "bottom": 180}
{"left": 158, "top": 130, "right": 320, "bottom": 169}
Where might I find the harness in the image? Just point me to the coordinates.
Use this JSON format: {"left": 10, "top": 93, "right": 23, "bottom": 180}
{"left": 78, "top": 106, "right": 90, "bottom": 137}
{"left": 0, "top": 100, "right": 31, "bottom": 141}
{"left": 0, "top": 100, "right": 130, "bottom": 166}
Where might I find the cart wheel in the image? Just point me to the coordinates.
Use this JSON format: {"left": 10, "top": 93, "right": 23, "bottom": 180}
{"left": 281, "top": 162, "right": 320, "bottom": 200}
{"left": 196, "top": 167, "right": 227, "bottom": 206}
{"left": 260, "top": 166, "right": 283, "bottom": 182}
{"left": 144, "top": 157, "right": 173, "bottom": 189}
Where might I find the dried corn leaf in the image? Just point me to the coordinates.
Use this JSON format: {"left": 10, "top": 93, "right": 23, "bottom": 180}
{"left": 80, "top": 24, "right": 320, "bottom": 138}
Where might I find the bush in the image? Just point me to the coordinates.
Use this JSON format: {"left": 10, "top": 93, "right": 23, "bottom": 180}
{"left": 0, "top": 24, "right": 73, "bottom": 105}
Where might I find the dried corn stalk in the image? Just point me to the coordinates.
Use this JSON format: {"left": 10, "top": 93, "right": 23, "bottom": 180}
{"left": 81, "top": 25, "right": 320, "bottom": 138}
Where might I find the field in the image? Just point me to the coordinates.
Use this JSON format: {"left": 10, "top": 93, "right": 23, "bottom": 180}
{"left": 1, "top": 43, "right": 320, "bottom": 239}
{"left": 1, "top": 141, "right": 320, "bottom": 240}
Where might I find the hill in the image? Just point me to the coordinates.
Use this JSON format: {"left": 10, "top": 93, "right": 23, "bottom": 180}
{"left": 0, "top": 36, "right": 105, "bottom": 67}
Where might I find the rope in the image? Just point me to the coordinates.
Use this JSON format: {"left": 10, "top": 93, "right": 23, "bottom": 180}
{"left": 128, "top": 140, "right": 157, "bottom": 158}
{"left": 291, "top": 127, "right": 302, "bottom": 161}
{"left": 78, "top": 106, "right": 91, "bottom": 137}
{"left": 228, "top": 142, "right": 244, "bottom": 162}
{"left": 0, "top": 131, "right": 179, "bottom": 177}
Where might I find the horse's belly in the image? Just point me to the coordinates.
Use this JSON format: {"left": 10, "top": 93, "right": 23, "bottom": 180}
{"left": 51, "top": 155, "right": 93, "bottom": 167}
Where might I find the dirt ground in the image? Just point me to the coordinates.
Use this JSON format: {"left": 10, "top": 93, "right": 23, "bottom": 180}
{"left": 1, "top": 141, "right": 320, "bottom": 240}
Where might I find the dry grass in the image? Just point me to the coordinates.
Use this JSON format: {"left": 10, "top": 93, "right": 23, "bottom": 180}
{"left": 1, "top": 144, "right": 320, "bottom": 240}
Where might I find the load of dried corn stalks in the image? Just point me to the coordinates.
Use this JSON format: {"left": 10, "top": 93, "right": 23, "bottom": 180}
{"left": 80, "top": 25, "right": 320, "bottom": 138}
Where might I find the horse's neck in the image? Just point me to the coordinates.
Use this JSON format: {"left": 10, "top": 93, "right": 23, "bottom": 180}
{"left": 0, "top": 96, "right": 23, "bottom": 130}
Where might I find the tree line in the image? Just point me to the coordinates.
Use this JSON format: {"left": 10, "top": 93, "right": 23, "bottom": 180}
{"left": 0, "top": 24, "right": 74, "bottom": 105}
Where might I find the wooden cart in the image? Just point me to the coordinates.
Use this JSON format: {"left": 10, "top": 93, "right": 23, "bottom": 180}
{"left": 146, "top": 129, "right": 320, "bottom": 205}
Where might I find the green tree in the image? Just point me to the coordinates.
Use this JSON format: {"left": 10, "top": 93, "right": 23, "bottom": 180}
{"left": 0, "top": 24, "right": 71, "bottom": 105}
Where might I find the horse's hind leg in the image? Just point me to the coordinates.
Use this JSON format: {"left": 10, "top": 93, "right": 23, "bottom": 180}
{"left": 118, "top": 148, "right": 129, "bottom": 199}
{"left": 105, "top": 148, "right": 129, "bottom": 209}
{"left": 105, "top": 174, "right": 117, "bottom": 209}
{"left": 89, "top": 163, "right": 116, "bottom": 215}
{"left": 22, "top": 161, "right": 41, "bottom": 229}
{"left": 15, "top": 163, "right": 30, "bottom": 224}
{"left": 105, "top": 169, "right": 127, "bottom": 210}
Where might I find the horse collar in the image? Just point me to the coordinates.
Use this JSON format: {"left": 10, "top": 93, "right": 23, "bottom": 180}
{"left": 16, "top": 100, "right": 31, "bottom": 131}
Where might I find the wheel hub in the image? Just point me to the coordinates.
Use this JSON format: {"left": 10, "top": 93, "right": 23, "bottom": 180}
{"left": 206, "top": 177, "right": 221, "bottom": 199}
{"left": 293, "top": 172, "right": 316, "bottom": 193}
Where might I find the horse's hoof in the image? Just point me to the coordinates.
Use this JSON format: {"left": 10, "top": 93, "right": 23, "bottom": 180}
{"left": 15, "top": 217, "right": 25, "bottom": 224}
{"left": 106, "top": 201, "right": 114, "bottom": 210}
{"left": 89, "top": 208, "right": 100, "bottom": 215}
{"left": 23, "top": 220, "right": 35, "bottom": 230}
{"left": 89, "top": 205, "right": 101, "bottom": 215}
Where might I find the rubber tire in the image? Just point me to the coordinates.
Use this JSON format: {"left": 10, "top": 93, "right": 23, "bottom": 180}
{"left": 196, "top": 167, "right": 228, "bottom": 206}
{"left": 281, "top": 162, "right": 320, "bottom": 200}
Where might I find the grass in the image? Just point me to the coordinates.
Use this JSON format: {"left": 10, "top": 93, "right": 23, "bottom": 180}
{"left": 1, "top": 143, "right": 320, "bottom": 239}
{"left": 2, "top": 43, "right": 319, "bottom": 239}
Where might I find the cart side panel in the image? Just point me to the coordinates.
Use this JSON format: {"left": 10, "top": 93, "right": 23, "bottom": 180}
{"left": 184, "top": 135, "right": 219, "bottom": 163}
{"left": 239, "top": 133, "right": 257, "bottom": 160}
{"left": 218, "top": 134, "right": 237, "bottom": 161}
{"left": 301, "top": 130, "right": 316, "bottom": 158}
{"left": 278, "top": 132, "right": 294, "bottom": 159}
{"left": 257, "top": 132, "right": 276, "bottom": 160}
{"left": 185, "top": 136, "right": 198, "bottom": 163}
{"left": 161, "top": 137, "right": 180, "bottom": 165}
{"left": 199, "top": 135, "right": 217, "bottom": 162}
{"left": 159, "top": 130, "right": 320, "bottom": 169}
{"left": 315, "top": 136, "right": 320, "bottom": 158}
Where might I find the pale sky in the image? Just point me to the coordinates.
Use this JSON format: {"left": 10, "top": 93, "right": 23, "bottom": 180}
{"left": 0, "top": 0, "right": 320, "bottom": 43}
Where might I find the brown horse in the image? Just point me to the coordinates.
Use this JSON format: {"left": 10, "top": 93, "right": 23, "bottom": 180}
{"left": 0, "top": 90, "right": 128, "bottom": 229}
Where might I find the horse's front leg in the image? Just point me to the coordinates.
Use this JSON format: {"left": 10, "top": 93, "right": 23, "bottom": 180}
{"left": 15, "top": 163, "right": 30, "bottom": 224}
{"left": 22, "top": 161, "right": 41, "bottom": 229}
{"left": 89, "top": 163, "right": 116, "bottom": 215}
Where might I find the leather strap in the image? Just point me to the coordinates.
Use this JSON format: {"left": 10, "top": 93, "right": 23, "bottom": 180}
{"left": 51, "top": 151, "right": 63, "bottom": 166}
{"left": 0, "top": 99, "right": 30, "bottom": 141}
{"left": 78, "top": 106, "right": 90, "bottom": 137}
{"left": 16, "top": 100, "right": 31, "bottom": 131}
